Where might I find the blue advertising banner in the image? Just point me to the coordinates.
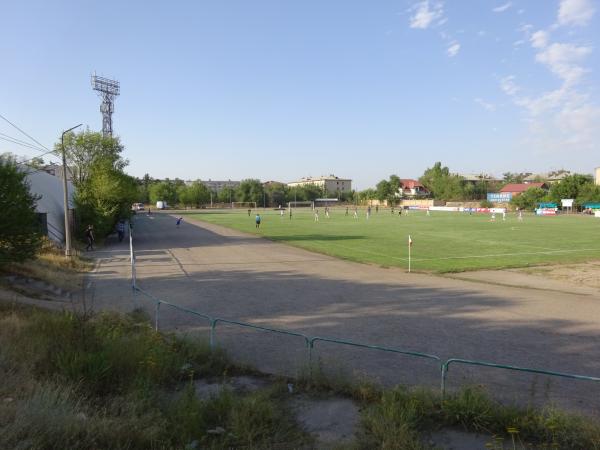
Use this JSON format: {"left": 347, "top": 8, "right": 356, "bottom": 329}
{"left": 487, "top": 192, "right": 512, "bottom": 202}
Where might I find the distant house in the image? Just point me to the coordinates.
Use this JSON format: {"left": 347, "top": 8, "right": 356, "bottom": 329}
{"left": 42, "top": 163, "right": 76, "bottom": 182}
{"left": 200, "top": 179, "right": 241, "bottom": 193}
{"left": 23, "top": 168, "right": 75, "bottom": 245}
{"left": 287, "top": 175, "right": 352, "bottom": 196}
{"left": 524, "top": 170, "right": 571, "bottom": 184}
{"left": 262, "top": 180, "right": 286, "bottom": 188}
{"left": 458, "top": 173, "right": 501, "bottom": 184}
{"left": 398, "top": 179, "right": 429, "bottom": 197}
{"left": 500, "top": 182, "right": 547, "bottom": 197}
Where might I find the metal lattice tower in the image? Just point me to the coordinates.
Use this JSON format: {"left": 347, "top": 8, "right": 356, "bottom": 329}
{"left": 91, "top": 74, "right": 120, "bottom": 137}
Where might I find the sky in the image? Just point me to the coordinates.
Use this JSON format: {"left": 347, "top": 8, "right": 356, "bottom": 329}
{"left": 1, "top": 0, "right": 598, "bottom": 189}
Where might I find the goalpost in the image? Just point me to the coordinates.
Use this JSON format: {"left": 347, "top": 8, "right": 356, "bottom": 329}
{"left": 231, "top": 202, "right": 257, "bottom": 209}
{"left": 287, "top": 201, "right": 314, "bottom": 210}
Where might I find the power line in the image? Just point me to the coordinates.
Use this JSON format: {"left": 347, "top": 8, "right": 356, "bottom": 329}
{"left": 0, "top": 112, "right": 51, "bottom": 152}
{"left": 0, "top": 134, "right": 47, "bottom": 153}
{"left": 0, "top": 132, "right": 46, "bottom": 150}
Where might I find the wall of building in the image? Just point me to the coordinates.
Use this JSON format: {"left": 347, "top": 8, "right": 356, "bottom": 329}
{"left": 399, "top": 199, "right": 444, "bottom": 207}
{"left": 25, "top": 170, "right": 75, "bottom": 244}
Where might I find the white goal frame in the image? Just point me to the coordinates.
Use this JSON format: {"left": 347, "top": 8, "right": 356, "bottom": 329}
{"left": 287, "top": 201, "right": 314, "bottom": 210}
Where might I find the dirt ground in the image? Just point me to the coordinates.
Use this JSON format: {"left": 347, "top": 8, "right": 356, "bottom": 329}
{"left": 87, "top": 212, "right": 600, "bottom": 417}
{"left": 517, "top": 262, "right": 600, "bottom": 290}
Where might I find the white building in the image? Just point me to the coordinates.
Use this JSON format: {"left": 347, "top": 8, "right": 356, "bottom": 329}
{"left": 24, "top": 169, "right": 75, "bottom": 245}
{"left": 287, "top": 175, "right": 352, "bottom": 196}
{"left": 197, "top": 179, "right": 241, "bottom": 192}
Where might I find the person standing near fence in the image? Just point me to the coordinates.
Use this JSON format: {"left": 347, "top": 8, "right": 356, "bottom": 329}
{"left": 85, "top": 225, "right": 95, "bottom": 251}
{"left": 117, "top": 220, "right": 125, "bottom": 242}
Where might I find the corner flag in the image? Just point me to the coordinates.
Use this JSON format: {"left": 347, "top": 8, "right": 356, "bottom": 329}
{"left": 408, "top": 235, "right": 412, "bottom": 273}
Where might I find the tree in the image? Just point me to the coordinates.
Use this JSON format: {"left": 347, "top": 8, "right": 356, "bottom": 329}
{"left": 375, "top": 175, "right": 401, "bottom": 203}
{"left": 547, "top": 174, "right": 594, "bottom": 205}
{"left": 510, "top": 187, "right": 547, "bottom": 210}
{"left": 56, "top": 129, "right": 126, "bottom": 186}
{"left": 375, "top": 180, "right": 392, "bottom": 202}
{"left": 149, "top": 180, "right": 178, "bottom": 205}
{"left": 577, "top": 183, "right": 600, "bottom": 205}
{"left": 178, "top": 181, "right": 210, "bottom": 208}
{"left": 0, "top": 155, "right": 42, "bottom": 264}
{"left": 218, "top": 186, "right": 236, "bottom": 204}
{"left": 236, "top": 179, "right": 264, "bottom": 204}
{"left": 502, "top": 172, "right": 531, "bottom": 185}
{"left": 137, "top": 173, "right": 153, "bottom": 204}
{"left": 419, "top": 162, "right": 465, "bottom": 201}
{"left": 264, "top": 182, "right": 287, "bottom": 208}
{"left": 75, "top": 156, "right": 138, "bottom": 237}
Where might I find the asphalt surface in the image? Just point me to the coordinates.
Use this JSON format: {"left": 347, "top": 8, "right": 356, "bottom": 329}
{"left": 91, "top": 212, "right": 600, "bottom": 416}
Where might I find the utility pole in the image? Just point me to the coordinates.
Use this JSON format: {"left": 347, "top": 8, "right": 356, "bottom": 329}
{"left": 61, "top": 124, "right": 82, "bottom": 257}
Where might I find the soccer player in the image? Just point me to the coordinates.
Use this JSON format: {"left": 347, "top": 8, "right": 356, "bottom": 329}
{"left": 518, "top": 210, "right": 523, "bottom": 221}
{"left": 353, "top": 207, "right": 358, "bottom": 219}
{"left": 255, "top": 213, "right": 261, "bottom": 228}
{"left": 491, "top": 212, "right": 496, "bottom": 222}
{"left": 314, "top": 209, "right": 319, "bottom": 222}
{"left": 502, "top": 211, "right": 506, "bottom": 221}
{"left": 345, "top": 206, "right": 349, "bottom": 216}
{"left": 176, "top": 217, "right": 183, "bottom": 228}
{"left": 325, "top": 206, "right": 330, "bottom": 219}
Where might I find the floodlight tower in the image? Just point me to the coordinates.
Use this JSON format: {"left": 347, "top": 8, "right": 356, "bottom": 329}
{"left": 91, "top": 74, "right": 120, "bottom": 137}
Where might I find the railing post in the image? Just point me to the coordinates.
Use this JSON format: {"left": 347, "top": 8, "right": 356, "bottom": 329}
{"left": 129, "top": 222, "right": 136, "bottom": 291}
{"left": 308, "top": 338, "right": 314, "bottom": 377}
{"left": 440, "top": 361, "right": 448, "bottom": 400}
{"left": 155, "top": 301, "right": 161, "bottom": 331}
{"left": 209, "top": 319, "right": 217, "bottom": 350}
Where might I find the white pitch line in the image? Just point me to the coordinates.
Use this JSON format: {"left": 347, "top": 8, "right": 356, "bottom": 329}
{"left": 412, "top": 247, "right": 600, "bottom": 262}
{"left": 313, "top": 241, "right": 600, "bottom": 263}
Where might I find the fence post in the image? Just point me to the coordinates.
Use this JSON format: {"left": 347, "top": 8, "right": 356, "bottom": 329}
{"left": 155, "top": 301, "right": 161, "bottom": 331}
{"left": 307, "top": 338, "right": 314, "bottom": 377}
{"left": 129, "top": 222, "right": 136, "bottom": 291}
{"left": 209, "top": 319, "right": 217, "bottom": 350}
{"left": 440, "top": 361, "right": 448, "bottom": 400}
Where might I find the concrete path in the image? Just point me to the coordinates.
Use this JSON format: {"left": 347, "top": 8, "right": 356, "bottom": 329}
{"left": 90, "top": 212, "right": 600, "bottom": 416}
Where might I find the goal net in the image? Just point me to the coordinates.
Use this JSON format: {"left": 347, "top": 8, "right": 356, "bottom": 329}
{"left": 287, "top": 201, "right": 314, "bottom": 209}
{"left": 231, "top": 202, "right": 257, "bottom": 209}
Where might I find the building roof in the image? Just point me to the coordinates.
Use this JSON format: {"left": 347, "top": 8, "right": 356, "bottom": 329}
{"left": 524, "top": 171, "right": 571, "bottom": 182}
{"left": 500, "top": 182, "right": 546, "bottom": 193}
{"left": 459, "top": 173, "right": 501, "bottom": 182}
{"left": 289, "top": 174, "right": 352, "bottom": 184}
{"left": 399, "top": 179, "right": 427, "bottom": 189}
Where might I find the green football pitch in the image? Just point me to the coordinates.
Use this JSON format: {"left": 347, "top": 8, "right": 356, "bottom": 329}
{"left": 184, "top": 208, "right": 600, "bottom": 272}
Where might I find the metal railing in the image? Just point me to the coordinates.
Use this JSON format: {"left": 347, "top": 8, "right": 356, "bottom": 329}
{"left": 128, "top": 222, "right": 600, "bottom": 407}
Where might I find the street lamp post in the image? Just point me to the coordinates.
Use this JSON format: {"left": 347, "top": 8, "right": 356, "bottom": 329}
{"left": 61, "top": 124, "right": 82, "bottom": 257}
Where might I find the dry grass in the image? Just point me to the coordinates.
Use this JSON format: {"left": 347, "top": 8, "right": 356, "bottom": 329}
{"left": 0, "top": 303, "right": 309, "bottom": 450}
{"left": 1, "top": 239, "right": 93, "bottom": 292}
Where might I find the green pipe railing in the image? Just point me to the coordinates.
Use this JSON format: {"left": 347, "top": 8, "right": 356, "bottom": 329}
{"left": 441, "top": 358, "right": 600, "bottom": 398}
{"left": 308, "top": 336, "right": 440, "bottom": 365}
{"left": 129, "top": 226, "right": 600, "bottom": 407}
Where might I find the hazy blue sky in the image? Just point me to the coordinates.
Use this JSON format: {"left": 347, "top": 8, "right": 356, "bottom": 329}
{"left": 1, "top": 0, "right": 598, "bottom": 189}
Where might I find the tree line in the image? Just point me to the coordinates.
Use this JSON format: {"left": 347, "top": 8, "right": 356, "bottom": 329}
{"left": 137, "top": 178, "right": 354, "bottom": 208}
{"left": 365, "top": 162, "right": 600, "bottom": 209}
